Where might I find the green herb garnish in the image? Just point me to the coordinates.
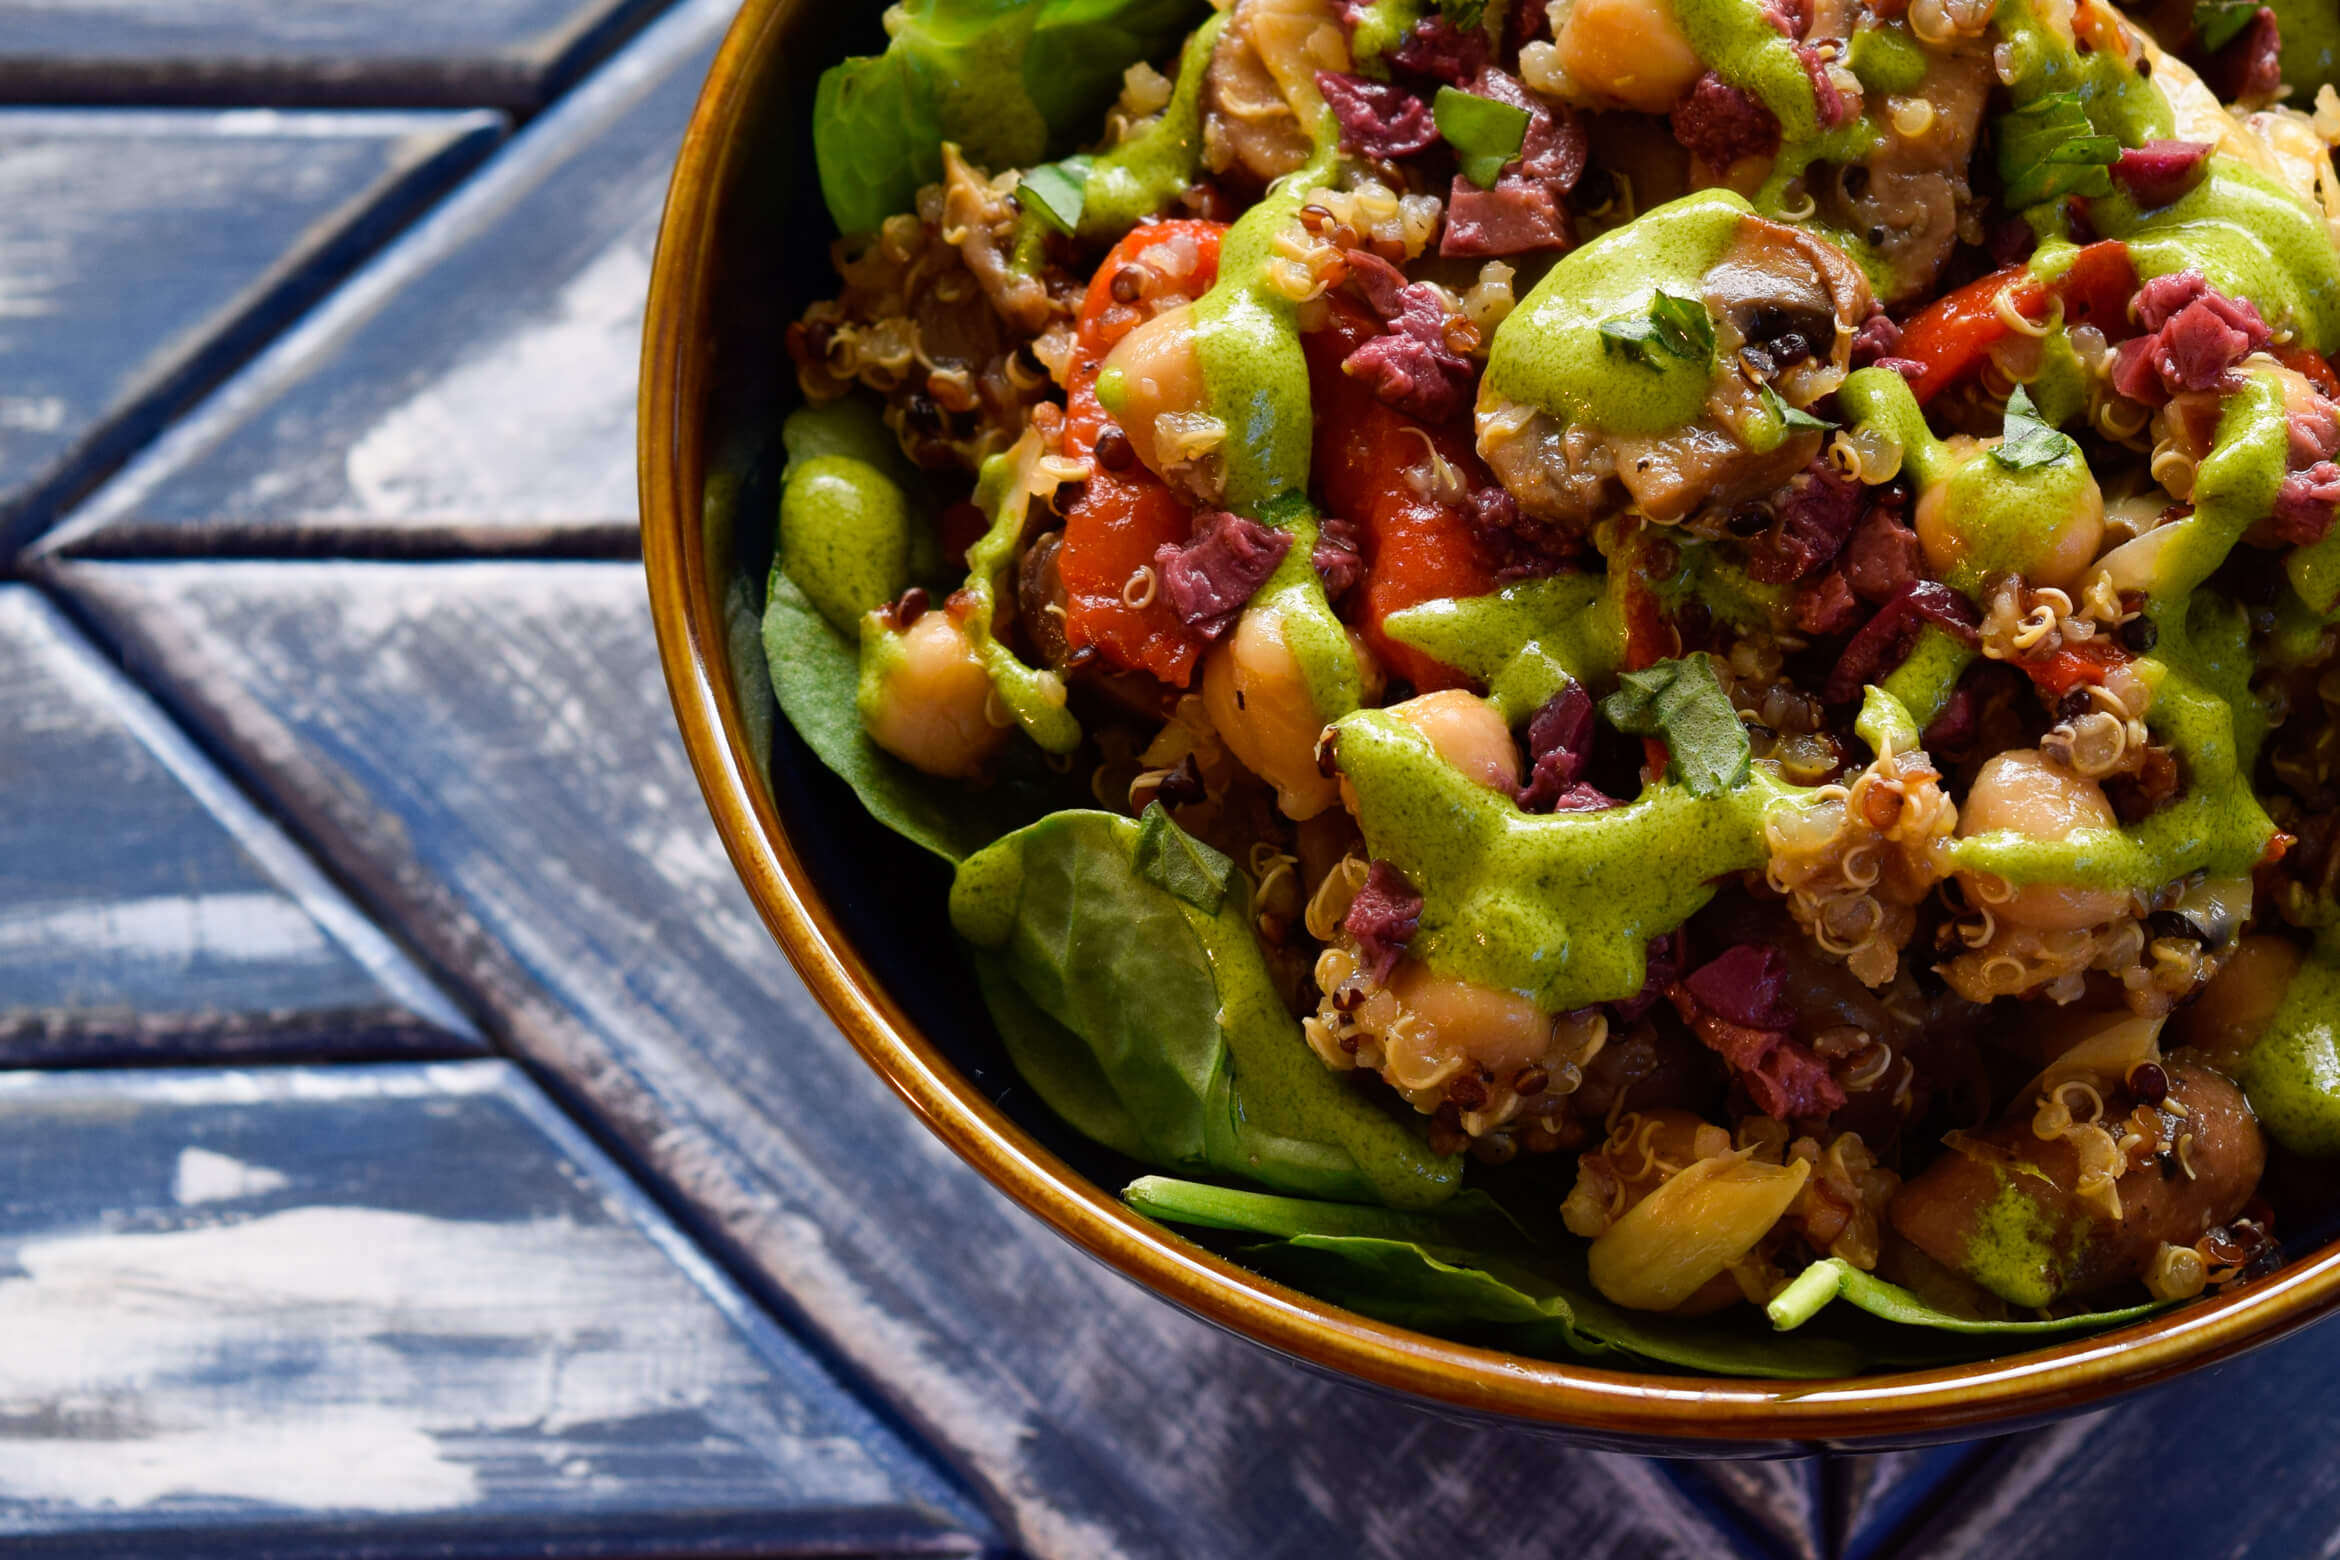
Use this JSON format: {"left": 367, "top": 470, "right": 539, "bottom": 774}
{"left": 1991, "top": 384, "right": 2079, "bottom": 471}
{"left": 2193, "top": 0, "right": 2260, "bottom": 53}
{"left": 1599, "top": 653, "right": 1751, "bottom": 797}
{"left": 1015, "top": 155, "right": 1093, "bottom": 235}
{"left": 1597, "top": 290, "right": 1716, "bottom": 371}
{"left": 1433, "top": 86, "right": 1530, "bottom": 189}
{"left": 1436, "top": 0, "right": 1489, "bottom": 27}
{"left": 1132, "top": 801, "right": 1235, "bottom": 912}
{"left": 1760, "top": 382, "right": 1838, "bottom": 433}
{"left": 1995, "top": 90, "right": 2118, "bottom": 209}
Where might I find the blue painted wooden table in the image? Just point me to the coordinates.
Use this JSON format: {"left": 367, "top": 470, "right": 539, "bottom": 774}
{"left": 9, "top": 3, "right": 2340, "bottom": 1557}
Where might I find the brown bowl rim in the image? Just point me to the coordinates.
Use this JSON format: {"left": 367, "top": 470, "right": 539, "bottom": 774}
{"left": 638, "top": 0, "right": 2340, "bottom": 1442}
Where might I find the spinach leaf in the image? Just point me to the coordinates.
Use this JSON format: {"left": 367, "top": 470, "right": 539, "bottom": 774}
{"left": 1768, "top": 1257, "right": 2167, "bottom": 1336}
{"left": 954, "top": 811, "right": 1464, "bottom": 1205}
{"left": 1021, "top": 0, "right": 1210, "bottom": 143}
{"left": 1126, "top": 1175, "right": 1525, "bottom": 1243}
{"left": 1600, "top": 653, "right": 1752, "bottom": 797}
{"left": 814, "top": 0, "right": 1208, "bottom": 235}
{"left": 1126, "top": 1177, "right": 1885, "bottom": 1377}
{"left": 1995, "top": 90, "right": 2117, "bottom": 210}
{"left": 977, "top": 954, "right": 1155, "bottom": 1161}
{"left": 1598, "top": 291, "right": 1716, "bottom": 371}
{"left": 762, "top": 570, "right": 1060, "bottom": 862}
{"left": 1992, "top": 384, "right": 2079, "bottom": 471}
{"left": 1433, "top": 86, "right": 1530, "bottom": 189}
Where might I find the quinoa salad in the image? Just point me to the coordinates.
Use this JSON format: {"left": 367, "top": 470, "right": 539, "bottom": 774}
{"left": 765, "top": 0, "right": 2340, "bottom": 1374}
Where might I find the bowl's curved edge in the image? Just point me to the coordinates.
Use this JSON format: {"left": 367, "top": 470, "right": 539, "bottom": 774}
{"left": 638, "top": 0, "right": 2340, "bottom": 1448}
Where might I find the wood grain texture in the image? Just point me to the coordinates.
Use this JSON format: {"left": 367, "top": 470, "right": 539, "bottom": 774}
{"left": 0, "top": 1058, "right": 988, "bottom": 1556}
{"left": 0, "top": 584, "right": 478, "bottom": 1063}
{"left": 1829, "top": 1445, "right": 1994, "bottom": 1560}
{"left": 0, "top": 0, "right": 668, "bottom": 111}
{"left": 46, "top": 557, "right": 1783, "bottom": 1560}
{"left": 36, "top": 0, "right": 733, "bottom": 563}
{"left": 1888, "top": 1322, "right": 2340, "bottom": 1560}
{"left": 0, "top": 107, "right": 504, "bottom": 560}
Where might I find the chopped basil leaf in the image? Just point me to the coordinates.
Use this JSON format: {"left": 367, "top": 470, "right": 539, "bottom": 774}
{"left": 2193, "top": 0, "right": 2260, "bottom": 52}
{"left": 1437, "top": 0, "right": 1489, "bottom": 26}
{"left": 1599, "top": 653, "right": 1751, "bottom": 798}
{"left": 1433, "top": 86, "right": 1530, "bottom": 189}
{"left": 1597, "top": 290, "right": 1716, "bottom": 371}
{"left": 1016, "top": 155, "right": 1093, "bottom": 236}
{"left": 1132, "top": 801, "right": 1235, "bottom": 912}
{"left": 1992, "top": 384, "right": 2078, "bottom": 471}
{"left": 1995, "top": 91, "right": 2117, "bottom": 209}
{"left": 1760, "top": 382, "right": 1838, "bottom": 433}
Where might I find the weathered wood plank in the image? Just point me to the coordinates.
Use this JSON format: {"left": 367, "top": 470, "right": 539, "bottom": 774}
{"left": 47, "top": 557, "right": 1777, "bottom": 1560}
{"left": 1830, "top": 1446, "right": 1993, "bottom": 1560}
{"left": 0, "top": 107, "right": 503, "bottom": 560}
{"left": 0, "top": 0, "right": 667, "bottom": 112}
{"left": 0, "top": 1058, "right": 989, "bottom": 1556}
{"left": 0, "top": 584, "right": 478, "bottom": 1063}
{"left": 1885, "top": 1321, "right": 2340, "bottom": 1560}
{"left": 36, "top": 0, "right": 733, "bottom": 562}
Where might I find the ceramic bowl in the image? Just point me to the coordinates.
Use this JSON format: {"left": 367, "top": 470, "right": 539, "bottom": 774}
{"left": 638, "top": 0, "right": 2340, "bottom": 1452}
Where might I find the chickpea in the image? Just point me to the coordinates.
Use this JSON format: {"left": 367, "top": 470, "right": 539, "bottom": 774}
{"left": 1203, "top": 608, "right": 1381, "bottom": 819}
{"left": 2174, "top": 934, "right": 2305, "bottom": 1068}
{"left": 1385, "top": 689, "right": 1523, "bottom": 794}
{"left": 1386, "top": 959, "right": 1553, "bottom": 1079}
{"left": 1098, "top": 304, "right": 1209, "bottom": 484}
{"left": 1555, "top": 0, "right": 1703, "bottom": 115}
{"left": 857, "top": 609, "right": 1010, "bottom": 780}
{"left": 1955, "top": 750, "right": 2128, "bottom": 931}
{"left": 1915, "top": 445, "right": 2104, "bottom": 593}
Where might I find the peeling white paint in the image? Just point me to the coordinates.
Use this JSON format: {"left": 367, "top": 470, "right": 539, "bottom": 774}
{"left": 172, "top": 1148, "right": 290, "bottom": 1206}
{"left": 0, "top": 1204, "right": 902, "bottom": 1515}
{"left": 0, "top": 892, "right": 330, "bottom": 965}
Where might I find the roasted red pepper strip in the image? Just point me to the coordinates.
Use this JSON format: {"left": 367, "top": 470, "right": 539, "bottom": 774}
{"left": 1304, "top": 296, "right": 1502, "bottom": 692}
{"left": 1894, "top": 241, "right": 2136, "bottom": 405}
{"left": 1057, "top": 221, "right": 1225, "bottom": 686}
{"left": 2026, "top": 638, "right": 2129, "bottom": 697}
{"left": 2275, "top": 342, "right": 2340, "bottom": 398}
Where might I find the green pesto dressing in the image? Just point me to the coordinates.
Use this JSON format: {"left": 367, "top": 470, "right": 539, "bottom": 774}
{"left": 1191, "top": 126, "right": 1368, "bottom": 719}
{"left": 1837, "top": 366, "right": 2092, "bottom": 595}
{"left": 2025, "top": 325, "right": 2090, "bottom": 428}
{"left": 1881, "top": 628, "right": 1975, "bottom": 732}
{"left": 2084, "top": 160, "right": 2340, "bottom": 355}
{"left": 1332, "top": 709, "right": 1817, "bottom": 1010}
{"left": 1993, "top": 0, "right": 2171, "bottom": 149}
{"left": 922, "top": 440, "right": 1081, "bottom": 753}
{"left": 780, "top": 454, "right": 913, "bottom": 636}
{"left": 1181, "top": 853, "right": 1462, "bottom": 1207}
{"left": 2289, "top": 527, "right": 2340, "bottom": 616}
{"left": 1846, "top": 22, "right": 1926, "bottom": 96}
{"left": 1946, "top": 378, "right": 2288, "bottom": 891}
{"left": 1483, "top": 189, "right": 1746, "bottom": 436}
{"left": 1383, "top": 572, "right": 1623, "bottom": 720}
{"left": 1961, "top": 1166, "right": 2088, "bottom": 1310}
{"left": 2243, "top": 927, "right": 2340, "bottom": 1158}
{"left": 1075, "top": 12, "right": 1226, "bottom": 237}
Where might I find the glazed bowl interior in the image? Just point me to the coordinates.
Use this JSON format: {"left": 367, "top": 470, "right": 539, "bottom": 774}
{"left": 640, "top": 0, "right": 2340, "bottom": 1452}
